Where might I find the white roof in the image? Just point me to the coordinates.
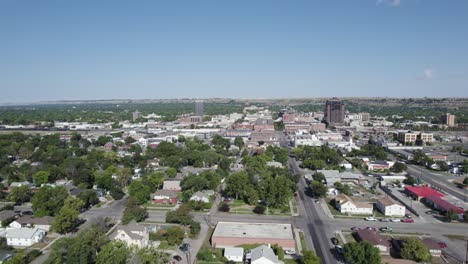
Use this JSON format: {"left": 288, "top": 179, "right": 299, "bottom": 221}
{"left": 213, "top": 222, "right": 294, "bottom": 240}
{"left": 224, "top": 247, "right": 244, "bottom": 257}
{"left": 5, "top": 227, "right": 45, "bottom": 239}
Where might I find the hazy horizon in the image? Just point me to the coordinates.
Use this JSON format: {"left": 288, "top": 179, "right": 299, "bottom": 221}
{"left": 1, "top": 0, "right": 467, "bottom": 102}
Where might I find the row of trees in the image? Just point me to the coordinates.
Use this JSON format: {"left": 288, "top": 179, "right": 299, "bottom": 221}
{"left": 224, "top": 149, "right": 298, "bottom": 208}
{"left": 343, "top": 238, "right": 432, "bottom": 264}
{"left": 0, "top": 101, "right": 245, "bottom": 125}
{"left": 293, "top": 145, "right": 343, "bottom": 170}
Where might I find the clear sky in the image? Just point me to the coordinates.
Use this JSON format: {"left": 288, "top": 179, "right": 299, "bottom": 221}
{"left": 1, "top": 0, "right": 467, "bottom": 102}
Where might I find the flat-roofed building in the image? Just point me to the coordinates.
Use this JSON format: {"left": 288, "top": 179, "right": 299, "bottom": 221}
{"left": 440, "top": 113, "right": 455, "bottom": 127}
{"left": 211, "top": 222, "right": 296, "bottom": 250}
{"left": 375, "top": 197, "right": 406, "bottom": 217}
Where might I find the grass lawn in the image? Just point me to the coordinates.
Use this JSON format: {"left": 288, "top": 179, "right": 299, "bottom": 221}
{"left": 326, "top": 202, "right": 344, "bottom": 216}
{"left": 197, "top": 227, "right": 225, "bottom": 263}
{"left": 291, "top": 198, "right": 298, "bottom": 215}
{"left": 299, "top": 232, "right": 307, "bottom": 250}
{"left": 342, "top": 232, "right": 356, "bottom": 244}
{"left": 157, "top": 241, "right": 176, "bottom": 250}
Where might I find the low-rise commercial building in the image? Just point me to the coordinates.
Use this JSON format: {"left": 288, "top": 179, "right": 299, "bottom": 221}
{"left": 375, "top": 197, "right": 406, "bottom": 217}
{"left": 211, "top": 222, "right": 296, "bottom": 250}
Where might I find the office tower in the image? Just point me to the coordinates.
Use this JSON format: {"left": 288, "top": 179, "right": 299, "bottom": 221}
{"left": 324, "top": 98, "right": 345, "bottom": 126}
{"left": 195, "top": 100, "right": 204, "bottom": 116}
{"left": 440, "top": 113, "right": 455, "bottom": 127}
{"left": 132, "top": 110, "right": 141, "bottom": 121}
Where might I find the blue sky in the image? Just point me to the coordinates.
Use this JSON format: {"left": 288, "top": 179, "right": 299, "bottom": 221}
{"left": 1, "top": 0, "right": 467, "bottom": 102}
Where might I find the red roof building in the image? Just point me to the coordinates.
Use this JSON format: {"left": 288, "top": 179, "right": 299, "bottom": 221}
{"left": 424, "top": 195, "right": 464, "bottom": 215}
{"left": 404, "top": 186, "right": 443, "bottom": 201}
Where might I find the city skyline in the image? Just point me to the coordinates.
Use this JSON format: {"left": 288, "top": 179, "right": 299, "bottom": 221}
{"left": 1, "top": 0, "right": 468, "bottom": 102}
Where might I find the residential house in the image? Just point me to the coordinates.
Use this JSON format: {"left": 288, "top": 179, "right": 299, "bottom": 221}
{"left": 190, "top": 191, "right": 212, "bottom": 203}
{"left": 355, "top": 229, "right": 390, "bottom": 255}
{"left": 162, "top": 180, "right": 181, "bottom": 192}
{"left": 9, "top": 216, "right": 54, "bottom": 232}
{"left": 5, "top": 227, "right": 46, "bottom": 247}
{"left": 249, "top": 245, "right": 284, "bottom": 264}
{"left": 367, "top": 161, "right": 395, "bottom": 171}
{"left": 375, "top": 197, "right": 406, "bottom": 217}
{"left": 9, "top": 181, "right": 32, "bottom": 189}
{"left": 0, "top": 211, "right": 17, "bottom": 224}
{"left": 109, "top": 221, "right": 149, "bottom": 248}
{"left": 152, "top": 189, "right": 178, "bottom": 205}
{"left": 224, "top": 247, "right": 244, "bottom": 262}
{"left": 333, "top": 195, "right": 373, "bottom": 215}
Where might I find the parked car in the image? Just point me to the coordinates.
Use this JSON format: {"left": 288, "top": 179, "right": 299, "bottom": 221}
{"left": 438, "top": 242, "right": 447, "bottom": 248}
{"left": 351, "top": 227, "right": 361, "bottom": 231}
{"left": 331, "top": 237, "right": 339, "bottom": 245}
{"left": 380, "top": 218, "right": 390, "bottom": 222}
{"left": 335, "top": 245, "right": 344, "bottom": 254}
{"left": 391, "top": 218, "right": 401, "bottom": 222}
{"left": 365, "top": 217, "right": 377, "bottom": 221}
{"left": 379, "top": 227, "right": 393, "bottom": 232}
{"left": 366, "top": 227, "right": 376, "bottom": 231}
{"left": 315, "top": 199, "right": 320, "bottom": 204}
{"left": 405, "top": 214, "right": 412, "bottom": 218}
{"left": 401, "top": 219, "right": 414, "bottom": 223}
{"left": 285, "top": 250, "right": 296, "bottom": 255}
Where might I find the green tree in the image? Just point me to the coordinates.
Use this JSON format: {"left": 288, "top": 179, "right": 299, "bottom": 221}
{"left": 32, "top": 171, "right": 50, "bottom": 186}
{"left": 150, "top": 226, "right": 185, "bottom": 246}
{"left": 96, "top": 241, "right": 130, "bottom": 264}
{"left": 135, "top": 247, "right": 168, "bottom": 264}
{"left": 391, "top": 162, "right": 407, "bottom": 173}
{"left": 400, "top": 237, "right": 432, "bottom": 262}
{"left": 464, "top": 177, "right": 468, "bottom": 185}
{"left": 435, "top": 161, "right": 448, "bottom": 171}
{"left": 271, "top": 244, "right": 284, "bottom": 260}
{"left": 166, "top": 167, "right": 177, "bottom": 178}
{"left": 128, "top": 180, "right": 151, "bottom": 204}
{"left": 77, "top": 189, "right": 99, "bottom": 209}
{"left": 446, "top": 209, "right": 458, "bottom": 222}
{"left": 464, "top": 210, "right": 468, "bottom": 222}
{"left": 302, "top": 250, "right": 320, "bottom": 264}
{"left": 309, "top": 180, "right": 327, "bottom": 198}
{"left": 7, "top": 186, "right": 32, "bottom": 205}
{"left": 343, "top": 241, "right": 381, "bottom": 264}
{"left": 32, "top": 186, "right": 69, "bottom": 217}
{"left": 122, "top": 197, "right": 148, "bottom": 224}
{"left": 224, "top": 171, "right": 249, "bottom": 200}
{"left": 52, "top": 197, "right": 83, "bottom": 234}
{"left": 234, "top": 137, "right": 244, "bottom": 149}
{"left": 45, "top": 225, "right": 107, "bottom": 264}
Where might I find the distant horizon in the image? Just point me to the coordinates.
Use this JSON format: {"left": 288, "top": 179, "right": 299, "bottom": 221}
{"left": 1, "top": 96, "right": 468, "bottom": 107}
{"left": 1, "top": 1, "right": 467, "bottom": 101}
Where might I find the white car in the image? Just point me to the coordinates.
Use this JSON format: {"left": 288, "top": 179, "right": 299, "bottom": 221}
{"left": 391, "top": 218, "right": 401, "bottom": 222}
{"left": 365, "top": 217, "right": 377, "bottom": 221}
{"left": 285, "top": 250, "right": 296, "bottom": 255}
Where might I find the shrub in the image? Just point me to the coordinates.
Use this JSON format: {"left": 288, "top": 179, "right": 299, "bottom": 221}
{"left": 253, "top": 205, "right": 265, "bottom": 214}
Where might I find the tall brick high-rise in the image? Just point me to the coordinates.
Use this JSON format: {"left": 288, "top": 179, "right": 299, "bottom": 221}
{"left": 324, "top": 98, "right": 345, "bottom": 126}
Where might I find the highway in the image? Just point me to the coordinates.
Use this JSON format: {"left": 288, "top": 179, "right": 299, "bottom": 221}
{"left": 407, "top": 164, "right": 467, "bottom": 202}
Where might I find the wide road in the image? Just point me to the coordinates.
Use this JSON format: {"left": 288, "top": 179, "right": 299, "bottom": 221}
{"left": 288, "top": 156, "right": 337, "bottom": 264}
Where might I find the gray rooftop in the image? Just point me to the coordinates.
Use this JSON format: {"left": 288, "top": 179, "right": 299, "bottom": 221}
{"left": 251, "top": 245, "right": 283, "bottom": 264}
{"left": 224, "top": 247, "right": 244, "bottom": 257}
{"left": 213, "top": 222, "right": 294, "bottom": 240}
{"left": 5, "top": 227, "right": 45, "bottom": 239}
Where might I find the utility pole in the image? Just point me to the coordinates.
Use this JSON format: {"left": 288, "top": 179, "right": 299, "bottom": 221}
{"left": 465, "top": 239, "right": 468, "bottom": 264}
